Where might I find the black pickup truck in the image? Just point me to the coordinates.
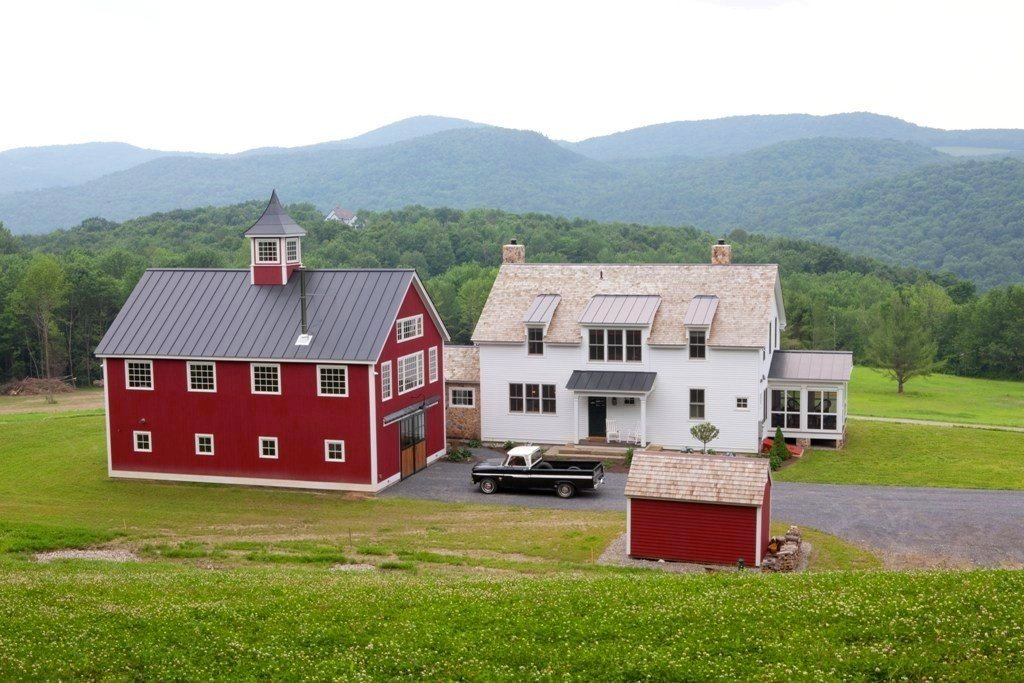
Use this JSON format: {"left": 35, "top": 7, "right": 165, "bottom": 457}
{"left": 472, "top": 446, "right": 605, "bottom": 499}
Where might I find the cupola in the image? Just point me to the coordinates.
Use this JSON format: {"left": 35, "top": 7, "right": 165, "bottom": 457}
{"left": 244, "top": 190, "right": 306, "bottom": 285}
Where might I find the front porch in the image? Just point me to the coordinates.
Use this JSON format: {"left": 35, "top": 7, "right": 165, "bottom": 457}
{"left": 566, "top": 370, "right": 657, "bottom": 448}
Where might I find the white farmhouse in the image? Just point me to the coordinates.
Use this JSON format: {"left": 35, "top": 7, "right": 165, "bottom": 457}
{"left": 463, "top": 240, "right": 851, "bottom": 453}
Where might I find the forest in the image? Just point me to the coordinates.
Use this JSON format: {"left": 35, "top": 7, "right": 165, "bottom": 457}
{"left": 0, "top": 202, "right": 1021, "bottom": 386}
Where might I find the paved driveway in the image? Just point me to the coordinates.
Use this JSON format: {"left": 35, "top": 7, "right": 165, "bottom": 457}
{"left": 383, "top": 458, "right": 1024, "bottom": 567}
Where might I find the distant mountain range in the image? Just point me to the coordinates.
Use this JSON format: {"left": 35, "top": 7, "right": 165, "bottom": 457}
{"left": 1, "top": 112, "right": 1022, "bottom": 287}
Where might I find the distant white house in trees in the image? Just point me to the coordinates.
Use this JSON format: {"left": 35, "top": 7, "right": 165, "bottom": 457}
{"left": 457, "top": 239, "right": 851, "bottom": 453}
{"left": 325, "top": 206, "right": 359, "bottom": 226}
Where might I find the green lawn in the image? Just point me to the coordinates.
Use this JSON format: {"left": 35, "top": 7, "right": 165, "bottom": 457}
{"left": 776, "top": 420, "right": 1024, "bottom": 489}
{"left": 0, "top": 563, "right": 1021, "bottom": 680}
{"left": 849, "top": 367, "right": 1024, "bottom": 427}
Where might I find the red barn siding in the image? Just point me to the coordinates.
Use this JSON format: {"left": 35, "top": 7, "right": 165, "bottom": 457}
{"left": 761, "top": 481, "right": 771, "bottom": 562}
{"left": 375, "top": 283, "right": 447, "bottom": 482}
{"left": 107, "top": 358, "right": 373, "bottom": 485}
{"left": 629, "top": 498, "right": 758, "bottom": 566}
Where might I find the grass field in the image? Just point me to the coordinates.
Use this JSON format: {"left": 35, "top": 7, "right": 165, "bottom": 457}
{"left": 776, "top": 420, "right": 1024, "bottom": 489}
{"left": 849, "top": 367, "right": 1024, "bottom": 427}
{"left": 0, "top": 563, "right": 1021, "bottom": 680}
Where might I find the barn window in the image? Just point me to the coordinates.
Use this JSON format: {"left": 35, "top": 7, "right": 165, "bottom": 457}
{"left": 527, "top": 327, "right": 544, "bottom": 355}
{"left": 808, "top": 390, "right": 838, "bottom": 430}
{"left": 324, "top": 440, "right": 345, "bottom": 462}
{"left": 126, "top": 360, "right": 153, "bottom": 390}
{"left": 317, "top": 365, "right": 348, "bottom": 397}
{"left": 251, "top": 364, "right": 281, "bottom": 394}
{"left": 396, "top": 315, "right": 423, "bottom": 342}
{"left": 397, "top": 351, "right": 424, "bottom": 394}
{"left": 133, "top": 431, "right": 152, "bottom": 452}
{"left": 736, "top": 397, "right": 749, "bottom": 410}
{"left": 380, "top": 361, "right": 393, "bottom": 401}
{"left": 259, "top": 436, "right": 278, "bottom": 459}
{"left": 689, "top": 330, "right": 706, "bottom": 359}
{"left": 256, "top": 239, "right": 279, "bottom": 263}
{"left": 689, "top": 389, "right": 705, "bottom": 420}
{"left": 187, "top": 362, "right": 216, "bottom": 392}
{"left": 286, "top": 239, "right": 300, "bottom": 262}
{"left": 428, "top": 346, "right": 439, "bottom": 382}
{"left": 195, "top": 434, "right": 214, "bottom": 456}
{"left": 771, "top": 389, "right": 801, "bottom": 429}
{"left": 449, "top": 387, "right": 475, "bottom": 407}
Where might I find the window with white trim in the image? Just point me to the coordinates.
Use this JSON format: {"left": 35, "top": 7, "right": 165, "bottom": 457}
{"left": 509, "top": 383, "right": 556, "bottom": 414}
{"left": 381, "top": 361, "right": 393, "bottom": 401}
{"left": 187, "top": 362, "right": 216, "bottom": 392}
{"left": 396, "top": 315, "right": 423, "bottom": 342}
{"left": 449, "top": 387, "right": 475, "bottom": 407}
{"left": 251, "top": 364, "right": 280, "bottom": 394}
{"left": 736, "top": 397, "right": 749, "bottom": 410}
{"left": 259, "top": 436, "right": 278, "bottom": 459}
{"left": 689, "top": 388, "right": 706, "bottom": 420}
{"left": 195, "top": 434, "right": 214, "bottom": 455}
{"left": 286, "top": 238, "right": 299, "bottom": 262}
{"left": 317, "top": 365, "right": 348, "bottom": 397}
{"left": 397, "top": 351, "right": 424, "bottom": 394}
{"left": 428, "top": 346, "right": 438, "bottom": 383}
{"left": 771, "top": 389, "right": 801, "bottom": 429}
{"left": 527, "top": 327, "right": 544, "bottom": 355}
{"left": 808, "top": 390, "right": 838, "bottom": 430}
{"left": 126, "top": 360, "right": 153, "bottom": 390}
{"left": 133, "top": 431, "right": 152, "bottom": 452}
{"left": 587, "top": 329, "right": 642, "bottom": 362}
{"left": 256, "top": 239, "right": 279, "bottom": 263}
{"left": 324, "top": 440, "right": 345, "bottom": 462}
{"left": 689, "top": 330, "right": 707, "bottom": 359}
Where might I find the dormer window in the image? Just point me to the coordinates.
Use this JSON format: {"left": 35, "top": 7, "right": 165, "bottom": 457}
{"left": 689, "top": 330, "right": 707, "bottom": 359}
{"left": 256, "top": 239, "right": 279, "bottom": 264}
{"left": 286, "top": 238, "right": 300, "bottom": 263}
{"left": 527, "top": 327, "right": 544, "bottom": 355}
{"left": 587, "top": 328, "right": 642, "bottom": 362}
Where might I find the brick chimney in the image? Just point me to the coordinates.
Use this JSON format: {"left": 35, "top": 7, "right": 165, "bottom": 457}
{"left": 712, "top": 239, "right": 732, "bottom": 265}
{"left": 502, "top": 239, "right": 526, "bottom": 265}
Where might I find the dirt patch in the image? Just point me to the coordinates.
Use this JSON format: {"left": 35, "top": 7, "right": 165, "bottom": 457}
{"left": 34, "top": 548, "right": 140, "bottom": 563}
{"left": 330, "top": 563, "right": 375, "bottom": 572}
{"left": 0, "top": 388, "right": 105, "bottom": 415}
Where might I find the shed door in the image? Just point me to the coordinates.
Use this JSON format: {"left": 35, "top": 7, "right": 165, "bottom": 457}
{"left": 629, "top": 498, "right": 757, "bottom": 566}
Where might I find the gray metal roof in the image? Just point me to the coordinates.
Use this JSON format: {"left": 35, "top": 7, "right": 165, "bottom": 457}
{"left": 578, "top": 295, "right": 661, "bottom": 326}
{"left": 523, "top": 294, "right": 561, "bottom": 324}
{"left": 769, "top": 351, "right": 853, "bottom": 382}
{"left": 382, "top": 395, "right": 440, "bottom": 425}
{"left": 95, "top": 269, "right": 415, "bottom": 362}
{"left": 243, "top": 191, "right": 307, "bottom": 237}
{"left": 683, "top": 295, "right": 719, "bottom": 327}
{"left": 566, "top": 370, "right": 657, "bottom": 394}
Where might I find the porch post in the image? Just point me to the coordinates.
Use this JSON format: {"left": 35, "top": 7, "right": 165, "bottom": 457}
{"left": 639, "top": 396, "right": 647, "bottom": 448}
{"left": 572, "top": 393, "right": 579, "bottom": 445}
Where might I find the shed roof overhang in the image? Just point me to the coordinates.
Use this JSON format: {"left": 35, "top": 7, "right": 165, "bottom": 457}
{"left": 382, "top": 395, "right": 440, "bottom": 426}
{"left": 565, "top": 370, "right": 656, "bottom": 394}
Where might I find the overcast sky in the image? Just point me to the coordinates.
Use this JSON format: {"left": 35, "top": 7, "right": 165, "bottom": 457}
{"left": 3, "top": 0, "right": 1022, "bottom": 154}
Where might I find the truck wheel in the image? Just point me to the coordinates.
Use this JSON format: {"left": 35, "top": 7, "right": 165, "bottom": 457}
{"left": 480, "top": 478, "right": 498, "bottom": 494}
{"left": 556, "top": 482, "right": 576, "bottom": 499}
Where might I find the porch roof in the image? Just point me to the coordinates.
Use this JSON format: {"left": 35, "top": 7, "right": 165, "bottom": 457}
{"left": 382, "top": 395, "right": 440, "bottom": 426}
{"left": 769, "top": 350, "right": 853, "bottom": 382}
{"left": 565, "top": 370, "right": 656, "bottom": 394}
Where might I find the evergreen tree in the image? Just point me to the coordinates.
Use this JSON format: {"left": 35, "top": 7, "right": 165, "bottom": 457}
{"left": 867, "top": 288, "right": 941, "bottom": 393}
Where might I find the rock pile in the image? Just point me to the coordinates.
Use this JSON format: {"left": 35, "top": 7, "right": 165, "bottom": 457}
{"left": 761, "top": 525, "right": 803, "bottom": 572}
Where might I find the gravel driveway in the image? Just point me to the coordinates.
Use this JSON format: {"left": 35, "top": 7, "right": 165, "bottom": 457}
{"left": 383, "top": 454, "right": 1024, "bottom": 567}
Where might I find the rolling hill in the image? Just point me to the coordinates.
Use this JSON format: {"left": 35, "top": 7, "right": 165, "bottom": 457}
{"left": 567, "top": 112, "right": 1024, "bottom": 160}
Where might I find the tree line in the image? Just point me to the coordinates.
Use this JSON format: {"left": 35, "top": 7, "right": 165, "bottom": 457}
{"left": 1, "top": 203, "right": 1021, "bottom": 387}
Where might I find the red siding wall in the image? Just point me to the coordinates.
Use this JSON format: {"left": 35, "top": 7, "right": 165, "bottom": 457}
{"left": 630, "top": 498, "right": 758, "bottom": 566}
{"left": 375, "top": 283, "right": 447, "bottom": 481}
{"left": 761, "top": 480, "right": 771, "bottom": 561}
{"left": 107, "top": 358, "right": 373, "bottom": 485}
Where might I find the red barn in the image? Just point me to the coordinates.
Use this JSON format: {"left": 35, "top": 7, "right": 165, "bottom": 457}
{"left": 95, "top": 192, "right": 449, "bottom": 493}
{"left": 625, "top": 452, "right": 771, "bottom": 567}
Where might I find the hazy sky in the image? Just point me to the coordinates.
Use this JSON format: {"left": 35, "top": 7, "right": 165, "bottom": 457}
{"left": 3, "top": 0, "right": 1022, "bottom": 153}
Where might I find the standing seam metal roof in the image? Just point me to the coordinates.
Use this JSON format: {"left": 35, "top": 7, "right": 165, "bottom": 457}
{"left": 243, "top": 191, "right": 307, "bottom": 237}
{"left": 768, "top": 351, "right": 854, "bottom": 382}
{"left": 579, "top": 295, "right": 661, "bottom": 326}
{"left": 683, "top": 295, "right": 720, "bottom": 327}
{"left": 565, "top": 370, "right": 657, "bottom": 393}
{"left": 95, "top": 269, "right": 415, "bottom": 362}
{"left": 523, "top": 294, "right": 561, "bottom": 324}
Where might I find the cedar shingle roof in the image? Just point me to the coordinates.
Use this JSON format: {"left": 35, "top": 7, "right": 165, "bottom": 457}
{"left": 472, "top": 263, "right": 779, "bottom": 348}
{"left": 444, "top": 345, "right": 479, "bottom": 383}
{"left": 625, "top": 452, "right": 770, "bottom": 506}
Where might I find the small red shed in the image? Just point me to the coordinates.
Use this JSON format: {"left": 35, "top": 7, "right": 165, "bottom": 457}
{"left": 625, "top": 452, "right": 771, "bottom": 567}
